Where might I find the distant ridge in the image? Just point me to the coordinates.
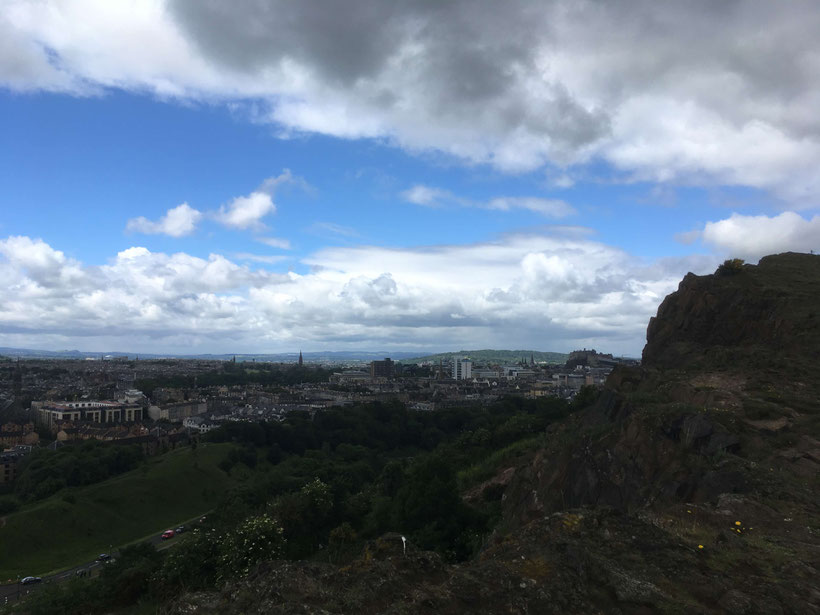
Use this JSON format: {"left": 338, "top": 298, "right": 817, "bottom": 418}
{"left": 0, "top": 347, "right": 422, "bottom": 362}
{"left": 0, "top": 346, "right": 575, "bottom": 365}
{"left": 402, "top": 349, "right": 569, "bottom": 364}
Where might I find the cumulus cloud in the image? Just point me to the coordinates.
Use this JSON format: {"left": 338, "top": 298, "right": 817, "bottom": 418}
{"left": 213, "top": 191, "right": 275, "bottom": 230}
{"left": 401, "top": 185, "right": 575, "bottom": 218}
{"left": 212, "top": 170, "right": 303, "bottom": 231}
{"left": 3, "top": 1, "right": 820, "bottom": 202}
{"left": 693, "top": 212, "right": 820, "bottom": 261}
{"left": 126, "top": 202, "right": 202, "bottom": 237}
{"left": 0, "top": 232, "right": 717, "bottom": 354}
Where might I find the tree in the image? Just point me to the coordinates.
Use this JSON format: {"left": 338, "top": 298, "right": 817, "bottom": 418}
{"left": 218, "top": 513, "right": 285, "bottom": 579}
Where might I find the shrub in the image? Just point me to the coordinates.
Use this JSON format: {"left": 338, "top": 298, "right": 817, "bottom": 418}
{"left": 218, "top": 513, "right": 285, "bottom": 579}
{"left": 717, "top": 258, "right": 745, "bottom": 275}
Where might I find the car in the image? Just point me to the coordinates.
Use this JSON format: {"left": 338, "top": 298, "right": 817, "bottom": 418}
{"left": 175, "top": 525, "right": 185, "bottom": 534}
{"left": 161, "top": 529, "right": 175, "bottom": 540}
{"left": 20, "top": 576, "right": 42, "bottom": 585}
{"left": 96, "top": 553, "right": 111, "bottom": 562}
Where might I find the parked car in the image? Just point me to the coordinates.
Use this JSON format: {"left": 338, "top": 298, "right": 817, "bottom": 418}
{"left": 175, "top": 525, "right": 185, "bottom": 533}
{"left": 96, "top": 553, "right": 111, "bottom": 562}
{"left": 20, "top": 576, "right": 42, "bottom": 585}
{"left": 161, "top": 529, "right": 175, "bottom": 540}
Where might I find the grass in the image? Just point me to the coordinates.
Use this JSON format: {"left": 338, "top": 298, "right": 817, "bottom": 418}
{"left": 0, "top": 443, "right": 234, "bottom": 581}
{"left": 457, "top": 435, "right": 542, "bottom": 489}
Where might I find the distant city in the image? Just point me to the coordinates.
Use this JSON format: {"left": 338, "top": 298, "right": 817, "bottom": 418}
{"left": 0, "top": 347, "right": 636, "bottom": 483}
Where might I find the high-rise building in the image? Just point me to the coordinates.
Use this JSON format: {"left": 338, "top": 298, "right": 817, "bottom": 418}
{"left": 370, "top": 358, "right": 394, "bottom": 379}
{"left": 452, "top": 358, "right": 472, "bottom": 380}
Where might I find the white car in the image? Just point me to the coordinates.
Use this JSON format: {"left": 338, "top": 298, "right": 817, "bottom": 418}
{"left": 20, "top": 576, "right": 42, "bottom": 585}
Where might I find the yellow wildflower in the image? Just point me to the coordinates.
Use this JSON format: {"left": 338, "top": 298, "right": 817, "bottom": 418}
{"left": 735, "top": 521, "right": 741, "bottom": 526}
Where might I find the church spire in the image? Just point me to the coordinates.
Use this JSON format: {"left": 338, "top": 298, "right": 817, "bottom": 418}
{"left": 298, "top": 350, "right": 303, "bottom": 366}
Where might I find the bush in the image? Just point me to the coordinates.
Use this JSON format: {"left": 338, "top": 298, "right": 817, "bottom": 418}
{"left": 717, "top": 258, "right": 745, "bottom": 275}
{"left": 218, "top": 513, "right": 285, "bottom": 579}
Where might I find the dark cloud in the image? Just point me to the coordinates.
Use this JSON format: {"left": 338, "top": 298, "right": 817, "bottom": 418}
{"left": 5, "top": 2, "right": 820, "bottom": 198}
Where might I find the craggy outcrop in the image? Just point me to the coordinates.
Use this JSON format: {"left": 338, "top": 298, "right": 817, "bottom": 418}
{"left": 643, "top": 252, "right": 820, "bottom": 369}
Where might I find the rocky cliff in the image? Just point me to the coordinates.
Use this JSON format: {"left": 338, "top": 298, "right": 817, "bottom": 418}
{"left": 170, "top": 254, "right": 820, "bottom": 615}
{"left": 643, "top": 252, "right": 820, "bottom": 370}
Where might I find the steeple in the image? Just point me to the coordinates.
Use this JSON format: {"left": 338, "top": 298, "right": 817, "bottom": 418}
{"left": 298, "top": 350, "right": 303, "bottom": 366}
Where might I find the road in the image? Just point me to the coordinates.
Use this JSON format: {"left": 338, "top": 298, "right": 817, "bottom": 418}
{"left": 0, "top": 515, "right": 204, "bottom": 606}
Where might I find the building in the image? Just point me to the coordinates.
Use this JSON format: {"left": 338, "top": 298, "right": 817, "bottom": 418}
{"left": 452, "top": 358, "right": 472, "bottom": 380}
{"left": 183, "top": 415, "right": 219, "bottom": 433}
{"left": 34, "top": 400, "right": 144, "bottom": 431}
{"left": 370, "top": 358, "right": 394, "bottom": 379}
{"left": 147, "top": 400, "right": 207, "bottom": 422}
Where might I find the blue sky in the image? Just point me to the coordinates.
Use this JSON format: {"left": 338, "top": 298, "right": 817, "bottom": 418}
{"left": 1, "top": 1, "right": 819, "bottom": 356}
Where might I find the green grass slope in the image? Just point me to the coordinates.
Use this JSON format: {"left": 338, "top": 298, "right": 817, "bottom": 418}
{"left": 0, "top": 443, "right": 233, "bottom": 581}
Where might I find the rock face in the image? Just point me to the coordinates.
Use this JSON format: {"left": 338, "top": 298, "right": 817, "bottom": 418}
{"left": 643, "top": 252, "right": 820, "bottom": 369}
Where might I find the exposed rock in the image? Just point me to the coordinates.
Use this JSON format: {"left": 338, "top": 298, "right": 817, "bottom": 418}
{"left": 643, "top": 252, "right": 820, "bottom": 370}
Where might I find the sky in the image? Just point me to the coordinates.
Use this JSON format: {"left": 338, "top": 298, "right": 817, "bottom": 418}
{"left": 1, "top": 0, "right": 819, "bottom": 357}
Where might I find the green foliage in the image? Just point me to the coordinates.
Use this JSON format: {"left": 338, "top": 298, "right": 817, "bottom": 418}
{"left": 217, "top": 513, "right": 285, "bottom": 579}
{"left": 19, "top": 542, "right": 162, "bottom": 615}
{"left": 12, "top": 394, "right": 584, "bottom": 606}
{"left": 572, "top": 385, "right": 601, "bottom": 410}
{"left": 270, "top": 478, "right": 334, "bottom": 557}
{"left": 14, "top": 440, "right": 144, "bottom": 502}
{"left": 0, "top": 443, "right": 233, "bottom": 579}
{"left": 136, "top": 364, "right": 333, "bottom": 396}
{"left": 384, "top": 454, "right": 486, "bottom": 561}
{"left": 457, "top": 436, "right": 542, "bottom": 489}
{"left": 155, "top": 527, "right": 221, "bottom": 591}
{"left": 717, "top": 258, "right": 745, "bottom": 275}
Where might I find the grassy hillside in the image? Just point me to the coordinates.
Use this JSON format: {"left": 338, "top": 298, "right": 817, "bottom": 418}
{"left": 0, "top": 443, "right": 234, "bottom": 581}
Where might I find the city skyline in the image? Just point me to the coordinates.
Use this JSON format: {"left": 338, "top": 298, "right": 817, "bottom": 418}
{"left": 2, "top": 1, "right": 819, "bottom": 356}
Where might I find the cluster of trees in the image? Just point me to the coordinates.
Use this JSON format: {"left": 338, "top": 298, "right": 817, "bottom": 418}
{"left": 136, "top": 363, "right": 333, "bottom": 396}
{"left": 12, "top": 440, "right": 144, "bottom": 502}
{"left": 203, "top": 395, "right": 581, "bottom": 562}
{"left": 17, "top": 391, "right": 597, "bottom": 613}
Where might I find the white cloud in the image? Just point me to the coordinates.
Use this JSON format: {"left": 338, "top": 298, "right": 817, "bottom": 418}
{"left": 486, "top": 197, "right": 575, "bottom": 217}
{"left": 401, "top": 185, "right": 576, "bottom": 218}
{"left": 256, "top": 237, "right": 292, "bottom": 250}
{"left": 696, "top": 212, "right": 820, "bottom": 261}
{"left": 213, "top": 191, "right": 275, "bottom": 230}
{"left": 234, "top": 253, "right": 290, "bottom": 264}
{"left": 0, "top": 232, "right": 718, "bottom": 355}
{"left": 308, "top": 222, "right": 360, "bottom": 238}
{"left": 126, "top": 202, "right": 202, "bottom": 237}
{"left": 401, "top": 185, "right": 451, "bottom": 208}
{"left": 3, "top": 1, "right": 820, "bottom": 202}
{"left": 212, "top": 170, "right": 303, "bottom": 231}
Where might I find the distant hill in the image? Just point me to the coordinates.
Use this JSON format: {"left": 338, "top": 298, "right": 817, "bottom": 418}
{"left": 0, "top": 347, "right": 423, "bottom": 363}
{"left": 402, "top": 349, "right": 568, "bottom": 365}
